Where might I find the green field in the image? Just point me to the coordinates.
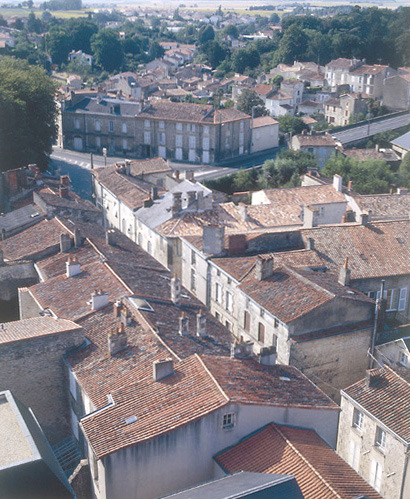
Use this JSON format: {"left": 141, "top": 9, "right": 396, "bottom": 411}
{"left": 0, "top": 7, "right": 91, "bottom": 18}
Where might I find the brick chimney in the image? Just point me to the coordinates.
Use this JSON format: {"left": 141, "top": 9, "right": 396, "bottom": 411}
{"left": 203, "top": 225, "right": 225, "bottom": 255}
{"left": 171, "top": 275, "right": 181, "bottom": 305}
{"left": 151, "top": 186, "right": 159, "bottom": 200}
{"left": 60, "top": 233, "right": 72, "bottom": 253}
{"left": 172, "top": 192, "right": 182, "bottom": 215}
{"left": 254, "top": 255, "right": 274, "bottom": 281}
{"left": 153, "top": 359, "right": 174, "bottom": 381}
{"left": 179, "top": 311, "right": 189, "bottom": 336}
{"left": 196, "top": 309, "right": 206, "bottom": 338}
{"left": 338, "top": 257, "right": 351, "bottom": 286}
{"left": 113, "top": 300, "right": 122, "bottom": 317}
{"left": 66, "top": 256, "right": 81, "bottom": 277}
{"left": 59, "top": 185, "right": 69, "bottom": 198}
{"left": 108, "top": 323, "right": 127, "bottom": 356}
{"left": 365, "top": 369, "right": 382, "bottom": 387}
{"left": 120, "top": 306, "right": 132, "bottom": 326}
{"left": 347, "top": 180, "right": 353, "bottom": 191}
{"left": 90, "top": 290, "right": 109, "bottom": 311}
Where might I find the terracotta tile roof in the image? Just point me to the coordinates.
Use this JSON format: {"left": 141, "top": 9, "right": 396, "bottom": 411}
{"left": 252, "top": 116, "right": 279, "bottom": 128}
{"left": 80, "top": 355, "right": 229, "bottom": 458}
{"left": 138, "top": 100, "right": 249, "bottom": 123}
{"left": 80, "top": 354, "right": 337, "bottom": 459}
{"left": 0, "top": 317, "right": 81, "bottom": 345}
{"left": 0, "top": 218, "right": 67, "bottom": 261}
{"left": 254, "top": 84, "right": 274, "bottom": 96}
{"left": 326, "top": 58, "right": 357, "bottom": 69}
{"left": 67, "top": 305, "right": 173, "bottom": 409}
{"left": 256, "top": 184, "right": 346, "bottom": 205}
{"left": 30, "top": 259, "right": 128, "bottom": 321}
{"left": 301, "top": 220, "right": 410, "bottom": 279}
{"left": 350, "top": 64, "right": 388, "bottom": 76}
{"left": 136, "top": 300, "right": 232, "bottom": 358}
{"left": 351, "top": 193, "right": 410, "bottom": 220}
{"left": 94, "top": 166, "right": 161, "bottom": 211}
{"left": 212, "top": 249, "right": 326, "bottom": 282}
{"left": 238, "top": 265, "right": 371, "bottom": 324}
{"left": 127, "top": 157, "right": 171, "bottom": 176}
{"left": 35, "top": 187, "right": 99, "bottom": 212}
{"left": 342, "top": 148, "right": 398, "bottom": 162}
{"left": 343, "top": 366, "right": 410, "bottom": 443}
{"left": 294, "top": 133, "right": 337, "bottom": 147}
{"left": 215, "top": 423, "right": 382, "bottom": 499}
{"left": 201, "top": 356, "right": 337, "bottom": 410}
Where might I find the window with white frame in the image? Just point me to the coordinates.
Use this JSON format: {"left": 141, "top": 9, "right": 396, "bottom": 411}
{"left": 144, "top": 131, "right": 151, "bottom": 144}
{"left": 189, "top": 136, "right": 196, "bottom": 149}
{"left": 225, "top": 320, "right": 232, "bottom": 331}
{"left": 348, "top": 440, "right": 361, "bottom": 471}
{"left": 369, "top": 460, "right": 382, "bottom": 492}
{"left": 215, "top": 283, "right": 221, "bottom": 303}
{"left": 122, "top": 123, "right": 127, "bottom": 133}
{"left": 203, "top": 125, "right": 209, "bottom": 135}
{"left": 399, "top": 350, "right": 408, "bottom": 366}
{"left": 176, "top": 135, "right": 183, "bottom": 147}
{"left": 222, "top": 413, "right": 235, "bottom": 429}
{"left": 144, "top": 119, "right": 151, "bottom": 128}
{"left": 176, "top": 122, "right": 183, "bottom": 131}
{"left": 96, "top": 136, "right": 101, "bottom": 147}
{"left": 109, "top": 121, "right": 114, "bottom": 132}
{"left": 75, "top": 118, "right": 80, "bottom": 130}
{"left": 353, "top": 408, "right": 364, "bottom": 430}
{"left": 159, "top": 120, "right": 165, "bottom": 129}
{"left": 226, "top": 291, "right": 233, "bottom": 312}
{"left": 398, "top": 287, "right": 407, "bottom": 311}
{"left": 191, "top": 250, "right": 196, "bottom": 265}
{"left": 159, "top": 132, "right": 166, "bottom": 145}
{"left": 122, "top": 138, "right": 128, "bottom": 151}
{"left": 94, "top": 120, "right": 101, "bottom": 132}
{"left": 375, "top": 427, "right": 386, "bottom": 451}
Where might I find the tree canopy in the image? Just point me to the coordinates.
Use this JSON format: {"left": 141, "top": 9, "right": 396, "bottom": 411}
{"left": 237, "top": 89, "right": 267, "bottom": 118}
{"left": 0, "top": 57, "right": 57, "bottom": 171}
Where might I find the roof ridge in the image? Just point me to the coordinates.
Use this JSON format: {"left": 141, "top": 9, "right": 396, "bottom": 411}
{"left": 271, "top": 424, "right": 343, "bottom": 499}
{"left": 284, "top": 265, "right": 335, "bottom": 299}
{"left": 196, "top": 354, "right": 230, "bottom": 403}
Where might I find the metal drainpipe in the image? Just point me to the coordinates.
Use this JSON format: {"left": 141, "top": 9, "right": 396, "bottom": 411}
{"left": 399, "top": 450, "right": 409, "bottom": 499}
{"left": 370, "top": 279, "right": 385, "bottom": 368}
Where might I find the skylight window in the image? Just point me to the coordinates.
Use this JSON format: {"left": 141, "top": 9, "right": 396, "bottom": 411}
{"left": 128, "top": 297, "right": 154, "bottom": 312}
{"left": 125, "top": 415, "right": 137, "bottom": 425}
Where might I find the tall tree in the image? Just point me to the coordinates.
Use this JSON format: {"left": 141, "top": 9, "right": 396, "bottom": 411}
{"left": 91, "top": 30, "right": 123, "bottom": 72}
{"left": 237, "top": 89, "right": 267, "bottom": 117}
{"left": 0, "top": 57, "right": 57, "bottom": 171}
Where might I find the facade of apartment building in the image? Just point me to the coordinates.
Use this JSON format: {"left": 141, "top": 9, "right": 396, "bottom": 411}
{"left": 325, "top": 93, "right": 368, "bottom": 126}
{"left": 383, "top": 74, "right": 410, "bottom": 110}
{"left": 337, "top": 368, "right": 410, "bottom": 499}
{"left": 62, "top": 98, "right": 251, "bottom": 164}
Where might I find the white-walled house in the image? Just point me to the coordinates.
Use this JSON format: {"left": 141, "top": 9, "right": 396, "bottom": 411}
{"left": 251, "top": 116, "right": 279, "bottom": 152}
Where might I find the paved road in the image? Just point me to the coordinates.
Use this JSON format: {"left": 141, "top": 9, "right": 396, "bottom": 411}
{"left": 332, "top": 113, "right": 410, "bottom": 145}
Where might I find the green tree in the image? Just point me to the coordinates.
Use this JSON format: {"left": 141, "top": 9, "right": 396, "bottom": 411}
{"left": 322, "top": 155, "right": 393, "bottom": 194}
{"left": 203, "top": 40, "right": 226, "bottom": 69}
{"left": 91, "top": 29, "right": 123, "bottom": 72}
{"left": 148, "top": 40, "right": 165, "bottom": 60}
{"left": 223, "top": 24, "right": 239, "bottom": 39}
{"left": 237, "top": 89, "right": 267, "bottom": 118}
{"left": 275, "top": 24, "right": 308, "bottom": 64}
{"left": 398, "top": 152, "right": 410, "bottom": 188}
{"left": 68, "top": 19, "right": 98, "bottom": 53}
{"left": 277, "top": 115, "right": 305, "bottom": 135}
{"left": 47, "top": 28, "right": 71, "bottom": 66}
{"left": 198, "top": 25, "right": 215, "bottom": 45}
{"left": 0, "top": 56, "right": 57, "bottom": 171}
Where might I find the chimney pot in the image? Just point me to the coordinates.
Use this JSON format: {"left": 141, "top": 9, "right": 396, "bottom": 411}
{"left": 172, "top": 192, "right": 182, "bottom": 215}
{"left": 359, "top": 212, "right": 369, "bottom": 225}
{"left": 347, "top": 180, "right": 353, "bottom": 191}
{"left": 153, "top": 359, "right": 174, "bottom": 381}
{"left": 338, "top": 258, "right": 351, "bottom": 286}
{"left": 108, "top": 325, "right": 127, "bottom": 355}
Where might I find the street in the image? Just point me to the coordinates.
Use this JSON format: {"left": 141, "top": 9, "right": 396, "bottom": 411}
{"left": 48, "top": 147, "right": 281, "bottom": 198}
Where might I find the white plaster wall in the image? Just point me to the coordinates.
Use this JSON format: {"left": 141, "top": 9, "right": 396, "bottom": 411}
{"left": 251, "top": 124, "right": 279, "bottom": 153}
{"left": 99, "top": 402, "right": 338, "bottom": 499}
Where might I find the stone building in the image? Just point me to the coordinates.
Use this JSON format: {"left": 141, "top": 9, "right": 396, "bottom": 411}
{"left": 383, "top": 74, "right": 410, "bottom": 110}
{"left": 324, "top": 93, "right": 368, "bottom": 126}
{"left": 291, "top": 132, "right": 338, "bottom": 169}
{"left": 337, "top": 367, "right": 410, "bottom": 499}
{"left": 62, "top": 98, "right": 251, "bottom": 164}
{"left": 0, "top": 317, "right": 84, "bottom": 443}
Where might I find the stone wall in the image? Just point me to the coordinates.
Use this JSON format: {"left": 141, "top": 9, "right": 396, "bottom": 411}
{"left": 0, "top": 327, "right": 84, "bottom": 444}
